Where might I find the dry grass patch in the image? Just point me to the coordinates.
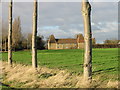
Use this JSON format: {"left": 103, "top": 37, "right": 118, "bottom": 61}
{"left": 107, "top": 81, "right": 118, "bottom": 88}
{"left": 1, "top": 61, "right": 119, "bottom": 88}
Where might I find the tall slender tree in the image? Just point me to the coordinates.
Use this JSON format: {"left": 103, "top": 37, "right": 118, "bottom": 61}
{"left": 8, "top": 0, "right": 13, "bottom": 65}
{"left": 12, "top": 17, "right": 22, "bottom": 51}
{"left": 2, "top": 22, "right": 8, "bottom": 51}
{"left": 81, "top": 0, "right": 92, "bottom": 83}
{"left": 32, "top": 0, "right": 38, "bottom": 68}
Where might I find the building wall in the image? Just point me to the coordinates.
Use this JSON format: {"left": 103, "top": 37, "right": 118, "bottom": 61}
{"left": 57, "top": 44, "right": 64, "bottom": 49}
{"left": 56, "top": 43, "right": 77, "bottom": 49}
{"left": 48, "top": 43, "right": 57, "bottom": 50}
{"left": 78, "top": 43, "right": 84, "bottom": 49}
{"left": 48, "top": 42, "right": 84, "bottom": 50}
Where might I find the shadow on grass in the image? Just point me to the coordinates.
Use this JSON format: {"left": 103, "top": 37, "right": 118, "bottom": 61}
{"left": 93, "top": 67, "right": 117, "bottom": 74}
{"left": 0, "top": 82, "right": 15, "bottom": 89}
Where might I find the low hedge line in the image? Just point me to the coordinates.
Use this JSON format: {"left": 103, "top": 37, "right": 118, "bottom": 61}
{"left": 93, "top": 44, "right": 119, "bottom": 48}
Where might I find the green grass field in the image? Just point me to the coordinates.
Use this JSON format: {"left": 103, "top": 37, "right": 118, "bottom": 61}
{"left": 2, "top": 48, "right": 118, "bottom": 81}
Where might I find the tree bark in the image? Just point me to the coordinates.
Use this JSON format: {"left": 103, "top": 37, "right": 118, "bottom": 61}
{"left": 81, "top": 0, "right": 92, "bottom": 83}
{"left": 32, "top": 0, "right": 38, "bottom": 68}
{"left": 8, "top": 0, "right": 13, "bottom": 65}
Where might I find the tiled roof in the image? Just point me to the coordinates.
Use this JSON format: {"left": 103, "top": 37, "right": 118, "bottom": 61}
{"left": 56, "top": 39, "right": 77, "bottom": 44}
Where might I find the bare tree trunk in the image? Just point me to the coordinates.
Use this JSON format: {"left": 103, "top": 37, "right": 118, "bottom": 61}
{"left": 8, "top": 0, "right": 13, "bottom": 65}
{"left": 32, "top": 0, "right": 38, "bottom": 68}
{"left": 81, "top": 0, "right": 92, "bottom": 83}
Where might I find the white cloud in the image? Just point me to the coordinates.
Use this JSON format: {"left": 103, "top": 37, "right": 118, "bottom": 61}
{"left": 2, "top": 2, "right": 118, "bottom": 43}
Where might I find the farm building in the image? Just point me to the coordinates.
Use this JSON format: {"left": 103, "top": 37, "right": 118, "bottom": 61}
{"left": 48, "top": 34, "right": 84, "bottom": 50}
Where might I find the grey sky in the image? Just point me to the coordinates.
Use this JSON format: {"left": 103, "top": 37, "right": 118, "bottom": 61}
{"left": 2, "top": 2, "right": 118, "bottom": 43}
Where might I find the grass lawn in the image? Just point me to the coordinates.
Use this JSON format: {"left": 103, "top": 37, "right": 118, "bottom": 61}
{"left": 2, "top": 48, "right": 118, "bottom": 81}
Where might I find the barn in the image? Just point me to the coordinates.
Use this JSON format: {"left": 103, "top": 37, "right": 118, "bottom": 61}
{"left": 48, "top": 34, "right": 84, "bottom": 50}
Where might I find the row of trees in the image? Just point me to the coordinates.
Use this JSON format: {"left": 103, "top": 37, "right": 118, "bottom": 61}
{"left": 2, "top": 17, "right": 45, "bottom": 51}
{"left": 7, "top": 0, "right": 38, "bottom": 68}
{"left": 5, "top": 0, "right": 92, "bottom": 84}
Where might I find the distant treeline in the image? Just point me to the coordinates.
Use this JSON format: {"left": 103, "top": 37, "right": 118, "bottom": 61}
{"left": 93, "top": 44, "right": 119, "bottom": 48}
{"left": 1, "top": 17, "right": 46, "bottom": 51}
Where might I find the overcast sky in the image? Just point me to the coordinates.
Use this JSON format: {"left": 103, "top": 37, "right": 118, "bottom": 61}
{"left": 2, "top": 2, "right": 118, "bottom": 43}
